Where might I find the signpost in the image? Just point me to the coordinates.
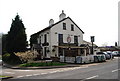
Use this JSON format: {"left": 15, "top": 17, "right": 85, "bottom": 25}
{"left": 91, "top": 36, "right": 95, "bottom": 54}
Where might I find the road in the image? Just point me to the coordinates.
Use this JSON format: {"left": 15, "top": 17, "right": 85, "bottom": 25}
{"left": 2, "top": 57, "right": 120, "bottom": 81}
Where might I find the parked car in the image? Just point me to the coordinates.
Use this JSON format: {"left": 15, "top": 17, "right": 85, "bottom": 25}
{"left": 97, "top": 52, "right": 110, "bottom": 60}
{"left": 112, "top": 51, "right": 120, "bottom": 57}
{"left": 95, "top": 52, "right": 106, "bottom": 62}
{"left": 106, "top": 52, "right": 114, "bottom": 59}
{"left": 112, "top": 51, "right": 118, "bottom": 56}
{"left": 103, "top": 52, "right": 111, "bottom": 60}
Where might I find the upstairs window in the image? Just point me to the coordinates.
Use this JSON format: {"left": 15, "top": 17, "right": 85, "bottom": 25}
{"left": 63, "top": 23, "right": 66, "bottom": 30}
{"left": 71, "top": 24, "right": 74, "bottom": 31}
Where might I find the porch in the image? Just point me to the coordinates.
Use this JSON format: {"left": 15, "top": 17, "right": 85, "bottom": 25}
{"left": 53, "top": 45, "right": 91, "bottom": 57}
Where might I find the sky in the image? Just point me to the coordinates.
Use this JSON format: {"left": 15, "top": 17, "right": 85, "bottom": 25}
{"left": 0, "top": 0, "right": 119, "bottom": 46}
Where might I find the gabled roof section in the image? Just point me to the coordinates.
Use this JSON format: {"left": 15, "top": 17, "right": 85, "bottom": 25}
{"left": 68, "top": 17, "right": 84, "bottom": 34}
{"left": 31, "top": 17, "right": 84, "bottom": 36}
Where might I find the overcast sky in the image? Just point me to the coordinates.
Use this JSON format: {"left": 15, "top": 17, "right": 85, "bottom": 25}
{"left": 0, "top": 0, "right": 119, "bottom": 46}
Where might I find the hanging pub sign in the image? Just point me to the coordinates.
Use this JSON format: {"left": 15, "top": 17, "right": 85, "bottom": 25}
{"left": 67, "top": 36, "right": 71, "bottom": 43}
{"left": 91, "top": 36, "right": 95, "bottom": 42}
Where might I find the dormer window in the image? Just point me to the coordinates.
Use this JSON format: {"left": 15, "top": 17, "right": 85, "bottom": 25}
{"left": 71, "top": 24, "right": 74, "bottom": 31}
{"left": 63, "top": 23, "right": 66, "bottom": 30}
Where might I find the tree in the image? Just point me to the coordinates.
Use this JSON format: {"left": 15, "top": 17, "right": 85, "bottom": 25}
{"left": 6, "top": 14, "right": 28, "bottom": 53}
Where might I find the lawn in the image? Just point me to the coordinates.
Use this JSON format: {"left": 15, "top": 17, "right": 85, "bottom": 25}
{"left": 0, "top": 75, "right": 9, "bottom": 77}
{"left": 19, "top": 62, "right": 66, "bottom": 67}
{"left": 0, "top": 75, "right": 12, "bottom": 79}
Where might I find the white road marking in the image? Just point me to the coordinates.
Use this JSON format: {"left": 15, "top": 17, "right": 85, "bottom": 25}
{"left": 63, "top": 69, "right": 69, "bottom": 71}
{"left": 56, "top": 70, "right": 63, "bottom": 72}
{"left": 58, "top": 70, "right": 64, "bottom": 72}
{"left": 33, "top": 73, "right": 40, "bottom": 76}
{"left": 112, "top": 69, "right": 120, "bottom": 72}
{"left": 53, "top": 68, "right": 65, "bottom": 72}
{"left": 49, "top": 72, "right": 55, "bottom": 73}
{"left": 48, "top": 66, "right": 89, "bottom": 74}
{"left": 75, "top": 67, "right": 81, "bottom": 69}
{"left": 86, "top": 75, "right": 99, "bottom": 79}
{"left": 26, "top": 75, "right": 33, "bottom": 77}
{"left": 16, "top": 70, "right": 32, "bottom": 71}
{"left": 17, "top": 76, "right": 24, "bottom": 78}
{"left": 41, "top": 73, "right": 47, "bottom": 75}
{"left": 49, "top": 71, "right": 58, "bottom": 73}
{"left": 4, "top": 72, "right": 15, "bottom": 74}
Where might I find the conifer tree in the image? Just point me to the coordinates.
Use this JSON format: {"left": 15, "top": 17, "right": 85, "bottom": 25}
{"left": 6, "top": 14, "right": 28, "bottom": 53}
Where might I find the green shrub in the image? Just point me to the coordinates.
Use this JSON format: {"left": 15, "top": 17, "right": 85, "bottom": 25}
{"left": 2, "top": 53, "right": 22, "bottom": 65}
{"left": 15, "top": 51, "right": 39, "bottom": 63}
{"left": 2, "top": 53, "right": 10, "bottom": 61}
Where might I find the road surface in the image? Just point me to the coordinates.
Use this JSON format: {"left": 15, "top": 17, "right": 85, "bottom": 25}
{"left": 2, "top": 57, "right": 120, "bottom": 81}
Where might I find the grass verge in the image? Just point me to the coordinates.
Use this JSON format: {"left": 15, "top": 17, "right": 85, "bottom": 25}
{"left": 0, "top": 75, "right": 9, "bottom": 77}
{"left": 0, "top": 75, "right": 13, "bottom": 79}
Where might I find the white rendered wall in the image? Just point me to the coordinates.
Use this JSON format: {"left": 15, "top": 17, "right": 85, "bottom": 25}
{"left": 50, "top": 18, "right": 83, "bottom": 57}
{"left": 38, "top": 30, "right": 51, "bottom": 58}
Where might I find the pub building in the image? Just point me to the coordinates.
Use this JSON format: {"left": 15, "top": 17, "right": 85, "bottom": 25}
{"left": 31, "top": 11, "right": 94, "bottom": 61}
